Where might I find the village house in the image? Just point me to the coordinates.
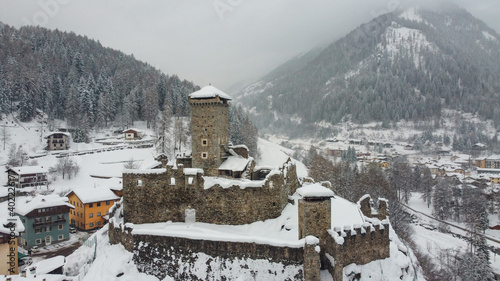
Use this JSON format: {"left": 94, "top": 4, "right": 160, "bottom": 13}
{"left": 475, "top": 156, "right": 500, "bottom": 169}
{"left": 15, "top": 195, "right": 73, "bottom": 249}
{"left": 0, "top": 216, "right": 24, "bottom": 275}
{"left": 6, "top": 166, "right": 49, "bottom": 189}
{"left": 67, "top": 188, "right": 120, "bottom": 230}
{"left": 123, "top": 128, "right": 142, "bottom": 140}
{"left": 45, "top": 132, "right": 71, "bottom": 151}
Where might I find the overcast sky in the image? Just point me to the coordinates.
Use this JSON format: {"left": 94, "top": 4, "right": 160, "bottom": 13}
{"left": 0, "top": 0, "right": 499, "bottom": 91}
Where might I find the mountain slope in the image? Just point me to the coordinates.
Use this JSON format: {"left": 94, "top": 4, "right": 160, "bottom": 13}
{"left": 0, "top": 23, "right": 198, "bottom": 128}
{"left": 235, "top": 4, "right": 500, "bottom": 136}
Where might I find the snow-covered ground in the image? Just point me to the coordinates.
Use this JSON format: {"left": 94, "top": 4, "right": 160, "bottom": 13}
{"left": 4, "top": 112, "right": 491, "bottom": 280}
{"left": 407, "top": 192, "right": 500, "bottom": 275}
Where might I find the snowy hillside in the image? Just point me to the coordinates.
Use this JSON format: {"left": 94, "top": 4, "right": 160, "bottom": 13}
{"left": 234, "top": 4, "right": 500, "bottom": 137}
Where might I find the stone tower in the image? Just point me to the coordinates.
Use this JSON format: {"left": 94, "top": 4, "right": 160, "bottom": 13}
{"left": 297, "top": 184, "right": 334, "bottom": 240}
{"left": 189, "top": 85, "right": 231, "bottom": 177}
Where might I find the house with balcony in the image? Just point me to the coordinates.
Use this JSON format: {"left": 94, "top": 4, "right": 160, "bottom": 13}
{"left": 67, "top": 187, "right": 120, "bottom": 230}
{"left": 15, "top": 195, "right": 74, "bottom": 249}
{"left": 6, "top": 166, "right": 49, "bottom": 189}
{"left": 45, "top": 132, "right": 71, "bottom": 151}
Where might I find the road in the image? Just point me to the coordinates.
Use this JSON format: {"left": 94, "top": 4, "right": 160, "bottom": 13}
{"left": 403, "top": 203, "right": 500, "bottom": 245}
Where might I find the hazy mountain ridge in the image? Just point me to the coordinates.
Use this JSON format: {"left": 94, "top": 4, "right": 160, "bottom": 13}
{"left": 235, "top": 4, "right": 500, "bottom": 137}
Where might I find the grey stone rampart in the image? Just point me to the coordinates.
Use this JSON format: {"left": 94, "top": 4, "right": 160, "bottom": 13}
{"left": 322, "top": 221, "right": 390, "bottom": 281}
{"left": 123, "top": 161, "right": 299, "bottom": 225}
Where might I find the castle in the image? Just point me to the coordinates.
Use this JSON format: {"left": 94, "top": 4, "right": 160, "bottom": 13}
{"left": 109, "top": 85, "right": 391, "bottom": 281}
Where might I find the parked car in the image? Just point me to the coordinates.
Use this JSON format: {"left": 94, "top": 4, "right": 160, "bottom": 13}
{"left": 18, "top": 257, "right": 32, "bottom": 266}
{"left": 70, "top": 227, "right": 77, "bottom": 233}
{"left": 31, "top": 246, "right": 40, "bottom": 253}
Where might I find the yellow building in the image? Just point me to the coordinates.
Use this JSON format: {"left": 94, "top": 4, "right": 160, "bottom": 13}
{"left": 67, "top": 188, "right": 120, "bottom": 230}
{"left": 0, "top": 217, "right": 24, "bottom": 275}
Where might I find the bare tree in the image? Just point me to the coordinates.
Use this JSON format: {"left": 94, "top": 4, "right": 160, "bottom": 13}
{"left": 55, "top": 157, "right": 79, "bottom": 179}
{"left": 123, "top": 158, "right": 140, "bottom": 169}
{"left": 0, "top": 125, "right": 11, "bottom": 150}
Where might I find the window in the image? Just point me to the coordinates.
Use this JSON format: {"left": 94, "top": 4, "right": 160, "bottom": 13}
{"left": 35, "top": 239, "right": 42, "bottom": 245}
{"left": 45, "top": 216, "right": 51, "bottom": 222}
{"left": 97, "top": 221, "right": 102, "bottom": 226}
{"left": 80, "top": 222, "right": 84, "bottom": 227}
{"left": 106, "top": 201, "right": 110, "bottom": 206}
{"left": 106, "top": 211, "right": 109, "bottom": 215}
{"left": 58, "top": 224, "right": 63, "bottom": 230}
{"left": 80, "top": 213, "right": 83, "bottom": 218}
{"left": 35, "top": 228, "right": 42, "bottom": 234}
{"left": 202, "top": 139, "right": 208, "bottom": 146}
{"left": 201, "top": 152, "right": 208, "bottom": 159}
{"left": 89, "top": 213, "right": 93, "bottom": 218}
{"left": 89, "top": 203, "right": 93, "bottom": 208}
{"left": 77, "top": 212, "right": 79, "bottom": 216}
{"left": 58, "top": 234, "right": 64, "bottom": 240}
{"left": 97, "top": 202, "right": 101, "bottom": 207}
{"left": 89, "top": 223, "right": 94, "bottom": 227}
{"left": 97, "top": 212, "right": 101, "bottom": 217}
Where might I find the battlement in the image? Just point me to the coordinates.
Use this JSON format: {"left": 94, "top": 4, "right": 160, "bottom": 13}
{"left": 322, "top": 220, "right": 390, "bottom": 280}
{"left": 122, "top": 160, "right": 299, "bottom": 225}
{"left": 357, "top": 194, "right": 388, "bottom": 220}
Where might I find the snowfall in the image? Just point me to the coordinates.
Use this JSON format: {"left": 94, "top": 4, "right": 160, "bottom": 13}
{"left": 0, "top": 115, "right": 496, "bottom": 280}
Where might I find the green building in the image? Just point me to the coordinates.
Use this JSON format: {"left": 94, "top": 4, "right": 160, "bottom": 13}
{"left": 15, "top": 195, "right": 74, "bottom": 249}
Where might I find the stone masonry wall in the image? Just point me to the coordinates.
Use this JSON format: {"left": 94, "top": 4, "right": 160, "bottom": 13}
{"left": 190, "top": 99, "right": 229, "bottom": 177}
{"left": 298, "top": 199, "right": 331, "bottom": 240}
{"left": 322, "top": 221, "right": 390, "bottom": 281}
{"left": 133, "top": 234, "right": 305, "bottom": 281}
{"left": 123, "top": 162, "right": 298, "bottom": 225}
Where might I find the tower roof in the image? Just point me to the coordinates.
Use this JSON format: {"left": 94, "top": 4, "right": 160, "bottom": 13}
{"left": 189, "top": 85, "right": 232, "bottom": 100}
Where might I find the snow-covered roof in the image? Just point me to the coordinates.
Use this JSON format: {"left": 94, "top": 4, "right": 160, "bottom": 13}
{"left": 296, "top": 183, "right": 335, "bottom": 198}
{"left": 219, "top": 156, "right": 251, "bottom": 172}
{"left": 229, "top": 144, "right": 249, "bottom": 150}
{"left": 45, "top": 132, "right": 71, "bottom": 138}
{"left": 7, "top": 166, "right": 49, "bottom": 175}
{"left": 331, "top": 196, "right": 365, "bottom": 229}
{"left": 16, "top": 195, "right": 74, "bottom": 216}
{"left": 69, "top": 187, "right": 120, "bottom": 204}
{"left": 184, "top": 168, "right": 204, "bottom": 175}
{"left": 30, "top": 255, "right": 65, "bottom": 274}
{"left": 189, "top": 85, "right": 232, "bottom": 100}
{"left": 0, "top": 216, "right": 24, "bottom": 235}
{"left": 123, "top": 128, "right": 142, "bottom": 133}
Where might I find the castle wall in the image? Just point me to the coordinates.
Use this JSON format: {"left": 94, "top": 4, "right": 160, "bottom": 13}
{"left": 322, "top": 222, "right": 390, "bottom": 280}
{"left": 132, "top": 234, "right": 304, "bottom": 281}
{"left": 123, "top": 162, "right": 297, "bottom": 225}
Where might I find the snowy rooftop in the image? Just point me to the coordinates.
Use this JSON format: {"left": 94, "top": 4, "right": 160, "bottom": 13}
{"left": 123, "top": 128, "right": 142, "bottom": 133}
{"left": 219, "top": 156, "right": 251, "bottom": 172}
{"left": 296, "top": 183, "right": 335, "bottom": 198}
{"left": 69, "top": 187, "right": 120, "bottom": 204}
{"left": 184, "top": 168, "right": 204, "bottom": 175}
{"left": 0, "top": 216, "right": 24, "bottom": 235}
{"left": 45, "top": 131, "right": 71, "bottom": 138}
{"left": 203, "top": 177, "right": 265, "bottom": 189}
{"left": 30, "top": 255, "right": 65, "bottom": 274}
{"left": 331, "top": 196, "right": 366, "bottom": 229}
{"left": 16, "top": 195, "right": 74, "bottom": 216}
{"left": 189, "top": 85, "right": 232, "bottom": 100}
{"left": 7, "top": 166, "right": 49, "bottom": 175}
